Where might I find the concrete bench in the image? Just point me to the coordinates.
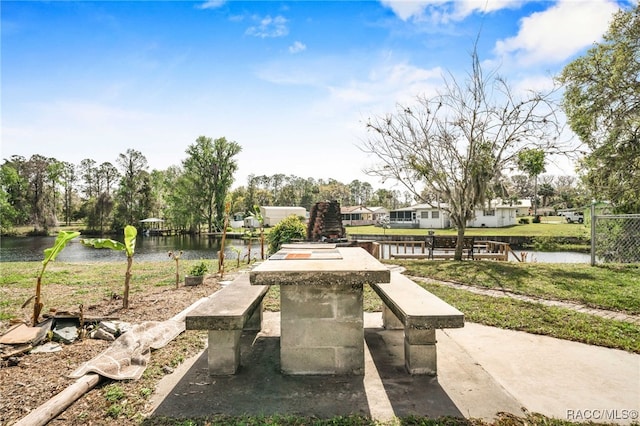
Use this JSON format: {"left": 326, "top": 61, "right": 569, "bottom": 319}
{"left": 370, "top": 272, "right": 464, "bottom": 375}
{"left": 185, "top": 273, "right": 270, "bottom": 375}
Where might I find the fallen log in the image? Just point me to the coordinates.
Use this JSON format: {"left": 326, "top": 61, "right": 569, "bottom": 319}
{"left": 13, "top": 374, "right": 102, "bottom": 426}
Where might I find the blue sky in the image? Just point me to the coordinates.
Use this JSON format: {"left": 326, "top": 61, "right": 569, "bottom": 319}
{"left": 1, "top": 0, "right": 629, "bottom": 189}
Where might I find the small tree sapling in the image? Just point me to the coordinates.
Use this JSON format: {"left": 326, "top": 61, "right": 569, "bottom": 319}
{"left": 81, "top": 225, "right": 137, "bottom": 309}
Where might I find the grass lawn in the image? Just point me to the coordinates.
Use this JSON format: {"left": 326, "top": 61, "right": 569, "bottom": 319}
{"left": 386, "top": 260, "right": 640, "bottom": 315}
{"left": 345, "top": 217, "right": 590, "bottom": 239}
{"left": 422, "top": 280, "right": 640, "bottom": 353}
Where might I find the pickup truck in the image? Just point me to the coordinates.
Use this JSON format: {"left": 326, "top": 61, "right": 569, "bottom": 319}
{"left": 560, "top": 211, "right": 584, "bottom": 224}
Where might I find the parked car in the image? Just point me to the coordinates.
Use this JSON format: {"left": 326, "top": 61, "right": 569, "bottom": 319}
{"left": 560, "top": 211, "right": 584, "bottom": 224}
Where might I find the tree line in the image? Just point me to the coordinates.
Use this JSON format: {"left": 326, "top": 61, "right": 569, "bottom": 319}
{"left": 1, "top": 138, "right": 587, "bottom": 236}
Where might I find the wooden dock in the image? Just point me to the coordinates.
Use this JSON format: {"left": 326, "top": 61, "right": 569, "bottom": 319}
{"left": 384, "top": 238, "right": 511, "bottom": 261}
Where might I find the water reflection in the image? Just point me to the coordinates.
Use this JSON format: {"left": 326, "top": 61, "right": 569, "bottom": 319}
{"left": 510, "top": 250, "right": 590, "bottom": 263}
{"left": 0, "top": 236, "right": 591, "bottom": 264}
{"left": 0, "top": 235, "right": 258, "bottom": 263}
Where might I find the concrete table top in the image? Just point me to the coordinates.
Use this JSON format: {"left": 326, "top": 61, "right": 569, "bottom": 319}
{"left": 249, "top": 246, "right": 390, "bottom": 286}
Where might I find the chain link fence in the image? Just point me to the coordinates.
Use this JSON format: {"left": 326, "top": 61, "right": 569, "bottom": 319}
{"left": 591, "top": 206, "right": 640, "bottom": 264}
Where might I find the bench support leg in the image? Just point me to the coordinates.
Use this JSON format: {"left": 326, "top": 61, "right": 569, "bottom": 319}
{"left": 404, "top": 328, "right": 437, "bottom": 375}
{"left": 381, "top": 305, "right": 404, "bottom": 330}
{"left": 207, "top": 329, "right": 242, "bottom": 375}
{"left": 244, "top": 301, "right": 263, "bottom": 331}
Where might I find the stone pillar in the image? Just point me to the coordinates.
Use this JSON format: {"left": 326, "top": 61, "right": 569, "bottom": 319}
{"left": 404, "top": 328, "right": 437, "bottom": 375}
{"left": 280, "top": 283, "right": 364, "bottom": 375}
{"left": 207, "top": 329, "right": 242, "bottom": 375}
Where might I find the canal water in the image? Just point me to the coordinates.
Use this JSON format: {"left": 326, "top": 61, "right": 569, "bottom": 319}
{"left": 0, "top": 235, "right": 256, "bottom": 263}
{"left": 0, "top": 235, "right": 591, "bottom": 264}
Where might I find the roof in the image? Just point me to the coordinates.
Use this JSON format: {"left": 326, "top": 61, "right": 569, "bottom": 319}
{"left": 260, "top": 206, "right": 306, "bottom": 211}
{"left": 341, "top": 206, "right": 373, "bottom": 214}
{"left": 390, "top": 199, "right": 531, "bottom": 212}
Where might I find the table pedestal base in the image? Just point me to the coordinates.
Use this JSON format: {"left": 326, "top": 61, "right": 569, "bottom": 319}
{"left": 280, "top": 284, "right": 364, "bottom": 375}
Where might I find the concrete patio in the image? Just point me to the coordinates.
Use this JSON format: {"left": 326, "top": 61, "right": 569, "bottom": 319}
{"left": 147, "top": 311, "right": 639, "bottom": 424}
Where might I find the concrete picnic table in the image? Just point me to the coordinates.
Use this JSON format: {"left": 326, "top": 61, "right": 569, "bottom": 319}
{"left": 249, "top": 243, "right": 390, "bottom": 375}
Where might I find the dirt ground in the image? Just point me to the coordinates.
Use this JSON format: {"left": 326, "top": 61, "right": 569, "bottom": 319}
{"left": 0, "top": 275, "right": 222, "bottom": 426}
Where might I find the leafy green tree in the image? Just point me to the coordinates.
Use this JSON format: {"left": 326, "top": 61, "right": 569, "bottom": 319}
{"left": 114, "top": 149, "right": 149, "bottom": 229}
{"left": 362, "top": 49, "right": 563, "bottom": 259}
{"left": 299, "top": 178, "right": 320, "bottom": 211}
{"left": 0, "top": 158, "right": 30, "bottom": 231}
{"left": 370, "top": 188, "right": 401, "bottom": 209}
{"left": 182, "top": 136, "right": 241, "bottom": 232}
{"left": 517, "top": 148, "right": 546, "bottom": 215}
{"left": 79, "top": 158, "right": 98, "bottom": 199}
{"left": 0, "top": 179, "right": 17, "bottom": 233}
{"left": 317, "top": 179, "right": 349, "bottom": 205}
{"left": 553, "top": 175, "right": 584, "bottom": 209}
{"left": 98, "top": 162, "right": 119, "bottom": 195}
{"left": 160, "top": 165, "right": 193, "bottom": 233}
{"left": 24, "top": 155, "right": 58, "bottom": 233}
{"left": 46, "top": 158, "right": 64, "bottom": 221}
{"left": 559, "top": 3, "right": 640, "bottom": 212}
{"left": 538, "top": 182, "right": 556, "bottom": 208}
{"left": 348, "top": 180, "right": 373, "bottom": 206}
{"left": 60, "top": 162, "right": 78, "bottom": 226}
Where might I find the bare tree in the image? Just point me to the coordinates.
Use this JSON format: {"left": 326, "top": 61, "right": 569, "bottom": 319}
{"left": 361, "top": 50, "right": 565, "bottom": 259}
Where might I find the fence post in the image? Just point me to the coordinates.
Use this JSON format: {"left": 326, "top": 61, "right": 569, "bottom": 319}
{"left": 590, "top": 201, "right": 596, "bottom": 266}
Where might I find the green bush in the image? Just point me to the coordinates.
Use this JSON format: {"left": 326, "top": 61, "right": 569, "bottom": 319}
{"left": 519, "top": 218, "right": 530, "bottom": 224}
{"left": 188, "top": 260, "right": 208, "bottom": 276}
{"left": 267, "top": 215, "right": 307, "bottom": 254}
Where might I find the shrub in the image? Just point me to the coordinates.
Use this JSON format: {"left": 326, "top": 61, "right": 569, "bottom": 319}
{"left": 267, "top": 215, "right": 307, "bottom": 254}
{"left": 188, "top": 261, "right": 208, "bottom": 277}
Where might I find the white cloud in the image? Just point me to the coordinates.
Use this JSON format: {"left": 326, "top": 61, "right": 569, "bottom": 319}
{"left": 452, "top": 0, "right": 525, "bottom": 19}
{"left": 197, "top": 1, "right": 225, "bottom": 10}
{"left": 380, "top": 0, "right": 523, "bottom": 23}
{"left": 245, "top": 15, "right": 288, "bottom": 38}
{"left": 494, "top": 0, "right": 621, "bottom": 66}
{"left": 289, "top": 41, "right": 306, "bottom": 54}
{"left": 322, "top": 61, "right": 444, "bottom": 120}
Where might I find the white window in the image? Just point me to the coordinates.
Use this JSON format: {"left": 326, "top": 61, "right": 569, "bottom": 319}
{"left": 432, "top": 211, "right": 439, "bottom": 219}
{"left": 421, "top": 211, "right": 429, "bottom": 219}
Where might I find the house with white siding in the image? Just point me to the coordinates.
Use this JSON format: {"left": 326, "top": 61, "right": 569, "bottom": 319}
{"left": 467, "top": 199, "right": 531, "bottom": 228}
{"left": 341, "top": 206, "right": 389, "bottom": 226}
{"left": 244, "top": 206, "right": 307, "bottom": 228}
{"left": 388, "top": 199, "right": 530, "bottom": 229}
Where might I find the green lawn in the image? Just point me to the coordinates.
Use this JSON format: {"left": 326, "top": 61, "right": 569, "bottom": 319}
{"left": 421, "top": 280, "right": 640, "bottom": 354}
{"left": 386, "top": 260, "right": 640, "bottom": 314}
{"left": 346, "top": 216, "right": 590, "bottom": 239}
